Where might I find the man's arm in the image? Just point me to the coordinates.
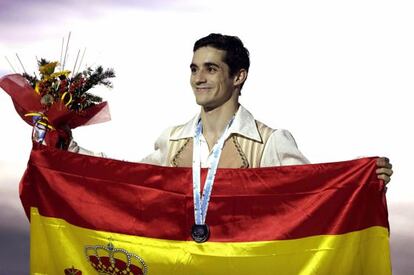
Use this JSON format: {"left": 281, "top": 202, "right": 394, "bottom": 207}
{"left": 260, "top": 129, "right": 394, "bottom": 184}
{"left": 67, "top": 139, "right": 106, "bottom": 157}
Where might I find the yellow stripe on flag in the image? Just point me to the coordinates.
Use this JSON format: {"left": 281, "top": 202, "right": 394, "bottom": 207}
{"left": 30, "top": 207, "right": 391, "bottom": 275}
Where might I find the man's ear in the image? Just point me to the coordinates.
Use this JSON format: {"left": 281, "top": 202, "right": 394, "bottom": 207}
{"left": 233, "top": 69, "right": 248, "bottom": 87}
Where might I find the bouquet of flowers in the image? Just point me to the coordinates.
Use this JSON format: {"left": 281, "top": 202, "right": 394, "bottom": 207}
{"left": 0, "top": 41, "right": 115, "bottom": 149}
{"left": 22, "top": 58, "right": 114, "bottom": 112}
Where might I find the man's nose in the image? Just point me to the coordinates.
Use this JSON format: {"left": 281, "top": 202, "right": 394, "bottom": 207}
{"left": 194, "top": 70, "right": 207, "bottom": 84}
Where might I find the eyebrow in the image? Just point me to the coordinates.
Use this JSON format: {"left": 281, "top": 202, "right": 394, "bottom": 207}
{"left": 190, "top": 62, "right": 220, "bottom": 68}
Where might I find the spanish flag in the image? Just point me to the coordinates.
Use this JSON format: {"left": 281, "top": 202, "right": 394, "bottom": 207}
{"left": 21, "top": 144, "right": 391, "bottom": 275}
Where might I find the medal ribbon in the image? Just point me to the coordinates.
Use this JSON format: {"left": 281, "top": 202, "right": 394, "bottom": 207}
{"left": 192, "top": 117, "right": 234, "bottom": 225}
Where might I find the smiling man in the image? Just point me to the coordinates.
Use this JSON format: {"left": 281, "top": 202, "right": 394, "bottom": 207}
{"left": 140, "top": 33, "right": 393, "bottom": 182}
{"left": 141, "top": 34, "right": 311, "bottom": 168}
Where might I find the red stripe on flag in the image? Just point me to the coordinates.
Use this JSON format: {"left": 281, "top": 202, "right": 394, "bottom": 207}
{"left": 20, "top": 143, "right": 388, "bottom": 242}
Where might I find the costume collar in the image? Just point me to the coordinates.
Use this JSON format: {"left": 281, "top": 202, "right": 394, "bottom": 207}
{"left": 169, "top": 105, "right": 262, "bottom": 142}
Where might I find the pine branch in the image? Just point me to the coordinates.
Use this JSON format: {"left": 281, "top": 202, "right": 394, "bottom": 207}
{"left": 22, "top": 72, "right": 38, "bottom": 88}
{"left": 83, "top": 92, "right": 103, "bottom": 103}
{"left": 81, "top": 66, "right": 115, "bottom": 93}
{"left": 37, "top": 58, "right": 50, "bottom": 67}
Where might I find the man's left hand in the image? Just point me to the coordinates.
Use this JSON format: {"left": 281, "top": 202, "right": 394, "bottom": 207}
{"left": 376, "top": 157, "right": 393, "bottom": 185}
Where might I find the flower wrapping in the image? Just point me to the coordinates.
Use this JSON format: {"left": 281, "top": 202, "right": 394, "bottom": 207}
{"left": 0, "top": 73, "right": 110, "bottom": 148}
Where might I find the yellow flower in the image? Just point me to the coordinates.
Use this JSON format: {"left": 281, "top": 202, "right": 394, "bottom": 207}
{"left": 51, "top": 70, "right": 71, "bottom": 78}
{"left": 39, "top": 62, "right": 59, "bottom": 76}
{"left": 39, "top": 70, "right": 71, "bottom": 83}
{"left": 34, "top": 82, "right": 40, "bottom": 94}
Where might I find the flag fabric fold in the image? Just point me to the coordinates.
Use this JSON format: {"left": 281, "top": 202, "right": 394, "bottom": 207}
{"left": 21, "top": 143, "right": 391, "bottom": 274}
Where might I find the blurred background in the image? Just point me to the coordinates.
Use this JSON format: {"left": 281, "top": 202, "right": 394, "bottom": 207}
{"left": 0, "top": 0, "right": 413, "bottom": 274}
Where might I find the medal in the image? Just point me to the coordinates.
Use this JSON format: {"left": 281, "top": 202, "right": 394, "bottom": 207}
{"left": 191, "top": 117, "right": 234, "bottom": 243}
{"left": 191, "top": 224, "right": 210, "bottom": 243}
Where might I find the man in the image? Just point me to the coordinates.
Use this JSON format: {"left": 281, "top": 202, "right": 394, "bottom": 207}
{"left": 136, "top": 33, "right": 393, "bottom": 183}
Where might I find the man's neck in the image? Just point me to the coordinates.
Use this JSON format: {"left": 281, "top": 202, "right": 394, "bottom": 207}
{"left": 200, "top": 99, "right": 239, "bottom": 150}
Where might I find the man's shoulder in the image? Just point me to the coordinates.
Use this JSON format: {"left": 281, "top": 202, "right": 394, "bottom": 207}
{"left": 247, "top": 112, "right": 276, "bottom": 140}
{"left": 250, "top": 119, "right": 275, "bottom": 145}
{"left": 254, "top": 119, "right": 275, "bottom": 132}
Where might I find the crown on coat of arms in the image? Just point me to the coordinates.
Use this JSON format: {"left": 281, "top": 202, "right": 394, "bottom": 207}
{"left": 64, "top": 266, "right": 82, "bottom": 275}
{"left": 84, "top": 242, "right": 148, "bottom": 275}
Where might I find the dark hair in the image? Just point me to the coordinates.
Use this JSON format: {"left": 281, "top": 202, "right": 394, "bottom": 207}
{"left": 193, "top": 33, "right": 250, "bottom": 77}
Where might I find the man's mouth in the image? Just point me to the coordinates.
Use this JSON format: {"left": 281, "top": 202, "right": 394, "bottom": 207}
{"left": 196, "top": 87, "right": 211, "bottom": 92}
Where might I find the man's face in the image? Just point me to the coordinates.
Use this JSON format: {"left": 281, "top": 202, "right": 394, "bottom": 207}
{"left": 190, "top": 46, "right": 237, "bottom": 110}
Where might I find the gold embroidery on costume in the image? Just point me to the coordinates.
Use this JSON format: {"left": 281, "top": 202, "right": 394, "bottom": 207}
{"left": 171, "top": 138, "right": 190, "bottom": 167}
{"left": 231, "top": 135, "right": 249, "bottom": 168}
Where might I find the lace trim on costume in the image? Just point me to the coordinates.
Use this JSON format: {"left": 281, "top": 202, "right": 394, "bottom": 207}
{"left": 231, "top": 135, "right": 249, "bottom": 168}
{"left": 171, "top": 138, "right": 191, "bottom": 167}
